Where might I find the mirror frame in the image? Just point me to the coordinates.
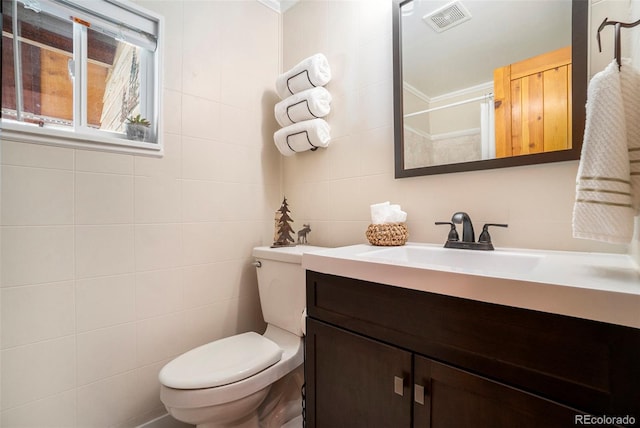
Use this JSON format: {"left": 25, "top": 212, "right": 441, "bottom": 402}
{"left": 393, "top": 0, "right": 588, "bottom": 178}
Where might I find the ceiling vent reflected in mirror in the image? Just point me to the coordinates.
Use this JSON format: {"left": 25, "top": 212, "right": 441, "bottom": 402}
{"left": 423, "top": 0, "right": 472, "bottom": 32}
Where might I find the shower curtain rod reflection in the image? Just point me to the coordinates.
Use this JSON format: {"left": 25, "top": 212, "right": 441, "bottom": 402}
{"left": 404, "top": 93, "right": 494, "bottom": 118}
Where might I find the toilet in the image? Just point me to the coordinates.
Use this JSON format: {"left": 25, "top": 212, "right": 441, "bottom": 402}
{"left": 159, "top": 245, "right": 325, "bottom": 428}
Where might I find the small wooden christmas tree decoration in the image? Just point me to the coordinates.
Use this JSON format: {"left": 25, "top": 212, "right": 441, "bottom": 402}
{"left": 272, "top": 197, "right": 296, "bottom": 247}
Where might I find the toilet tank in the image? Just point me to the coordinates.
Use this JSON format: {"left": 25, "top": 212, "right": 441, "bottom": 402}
{"left": 252, "top": 245, "right": 325, "bottom": 336}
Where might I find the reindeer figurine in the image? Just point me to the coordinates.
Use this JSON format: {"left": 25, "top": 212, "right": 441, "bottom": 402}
{"left": 297, "top": 224, "right": 311, "bottom": 244}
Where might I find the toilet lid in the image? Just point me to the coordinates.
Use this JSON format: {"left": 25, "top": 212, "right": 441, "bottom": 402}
{"left": 159, "top": 332, "right": 283, "bottom": 389}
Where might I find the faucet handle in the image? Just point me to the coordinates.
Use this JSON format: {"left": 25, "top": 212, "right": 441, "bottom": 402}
{"left": 435, "top": 222, "right": 459, "bottom": 242}
{"left": 478, "top": 223, "right": 508, "bottom": 243}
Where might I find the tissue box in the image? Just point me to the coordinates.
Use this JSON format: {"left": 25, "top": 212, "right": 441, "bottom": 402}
{"left": 366, "top": 223, "right": 408, "bottom": 246}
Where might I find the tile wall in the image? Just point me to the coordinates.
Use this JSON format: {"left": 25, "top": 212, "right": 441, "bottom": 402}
{"left": 0, "top": 1, "right": 281, "bottom": 426}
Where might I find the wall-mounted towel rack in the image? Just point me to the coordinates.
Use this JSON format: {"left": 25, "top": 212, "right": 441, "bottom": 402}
{"left": 597, "top": 17, "right": 640, "bottom": 70}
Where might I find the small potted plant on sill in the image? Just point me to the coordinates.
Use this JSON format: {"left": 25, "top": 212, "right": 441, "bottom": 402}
{"left": 125, "top": 114, "right": 151, "bottom": 142}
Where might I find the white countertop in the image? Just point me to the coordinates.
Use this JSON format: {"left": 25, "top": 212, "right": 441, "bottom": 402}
{"left": 302, "top": 243, "right": 640, "bottom": 329}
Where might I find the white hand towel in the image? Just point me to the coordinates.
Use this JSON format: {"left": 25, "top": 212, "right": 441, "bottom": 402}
{"left": 619, "top": 58, "right": 640, "bottom": 210}
{"left": 276, "top": 53, "right": 331, "bottom": 99}
{"left": 274, "top": 119, "right": 331, "bottom": 157}
{"left": 274, "top": 87, "right": 332, "bottom": 127}
{"left": 573, "top": 60, "right": 635, "bottom": 243}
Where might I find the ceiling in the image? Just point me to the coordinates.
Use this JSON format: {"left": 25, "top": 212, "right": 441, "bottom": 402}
{"left": 401, "top": 0, "right": 572, "bottom": 99}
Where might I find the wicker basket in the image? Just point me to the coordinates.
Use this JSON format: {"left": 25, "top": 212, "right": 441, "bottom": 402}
{"left": 366, "top": 223, "right": 408, "bottom": 246}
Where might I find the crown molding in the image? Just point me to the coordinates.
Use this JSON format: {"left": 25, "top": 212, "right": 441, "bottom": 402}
{"left": 403, "top": 80, "right": 493, "bottom": 104}
{"left": 257, "top": 0, "right": 300, "bottom": 13}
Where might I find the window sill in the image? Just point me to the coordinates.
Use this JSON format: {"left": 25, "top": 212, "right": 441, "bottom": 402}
{"left": 0, "top": 120, "right": 163, "bottom": 157}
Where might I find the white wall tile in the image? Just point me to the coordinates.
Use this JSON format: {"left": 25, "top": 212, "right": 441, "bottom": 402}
{"left": 1, "top": 281, "right": 75, "bottom": 349}
{"left": 75, "top": 173, "right": 134, "bottom": 224}
{"left": 142, "top": 0, "right": 184, "bottom": 92}
{"left": 76, "top": 274, "right": 136, "bottom": 332}
{"left": 327, "top": 1, "right": 359, "bottom": 58}
{"left": 181, "top": 95, "right": 221, "bottom": 141}
{"left": 136, "top": 312, "right": 186, "bottom": 366}
{"left": 357, "top": 0, "right": 392, "bottom": 44}
{"left": 77, "top": 324, "right": 137, "bottom": 386}
{"left": 135, "top": 176, "right": 182, "bottom": 224}
{"left": 75, "top": 151, "right": 133, "bottom": 175}
{"left": 182, "top": 1, "right": 222, "bottom": 101}
{"left": 181, "top": 136, "right": 220, "bottom": 181}
{"left": 282, "top": 0, "right": 328, "bottom": 68}
{"left": 355, "top": 80, "right": 392, "bottom": 132}
{"left": 219, "top": 0, "right": 279, "bottom": 90}
{"left": 182, "top": 301, "right": 238, "bottom": 351}
{"left": 219, "top": 104, "right": 251, "bottom": 146}
{"left": 135, "top": 268, "right": 183, "bottom": 319}
{"left": 134, "top": 224, "right": 182, "bottom": 272}
{"left": 327, "top": 135, "right": 363, "bottom": 180}
{"left": 75, "top": 225, "right": 135, "bottom": 279}
{"left": 1, "top": 166, "right": 74, "bottom": 225}
{"left": 214, "top": 143, "right": 252, "bottom": 183}
{"left": 134, "top": 133, "right": 182, "bottom": 178}
{"left": 236, "top": 291, "right": 265, "bottom": 334}
{"left": 327, "top": 178, "right": 366, "bottom": 221}
{"left": 181, "top": 222, "right": 225, "bottom": 266}
{"left": 1, "top": 336, "right": 76, "bottom": 410}
{"left": 181, "top": 260, "right": 245, "bottom": 309}
{"left": 181, "top": 179, "right": 222, "bottom": 222}
{"left": 76, "top": 371, "right": 139, "bottom": 428}
{"left": 162, "top": 89, "right": 183, "bottom": 135}
{"left": 1, "top": 226, "right": 74, "bottom": 287}
{"left": 357, "top": 34, "right": 392, "bottom": 88}
{"left": 133, "top": 360, "right": 169, "bottom": 422}
{"left": 360, "top": 126, "right": 394, "bottom": 176}
{"left": 0, "top": 390, "right": 76, "bottom": 428}
{"left": 1, "top": 141, "right": 74, "bottom": 170}
{"left": 0, "top": 0, "right": 281, "bottom": 425}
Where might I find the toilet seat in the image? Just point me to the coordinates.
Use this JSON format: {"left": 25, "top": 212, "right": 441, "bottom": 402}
{"left": 159, "top": 332, "right": 283, "bottom": 389}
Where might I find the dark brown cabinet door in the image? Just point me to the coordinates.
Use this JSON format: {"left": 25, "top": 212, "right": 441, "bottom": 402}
{"left": 413, "top": 355, "right": 583, "bottom": 428}
{"left": 306, "top": 319, "right": 412, "bottom": 428}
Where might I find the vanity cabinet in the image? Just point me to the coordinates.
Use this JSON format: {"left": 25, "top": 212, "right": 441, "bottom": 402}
{"left": 305, "top": 271, "right": 640, "bottom": 428}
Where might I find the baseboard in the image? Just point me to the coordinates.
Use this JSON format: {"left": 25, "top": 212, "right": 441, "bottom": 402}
{"left": 136, "top": 413, "right": 194, "bottom": 428}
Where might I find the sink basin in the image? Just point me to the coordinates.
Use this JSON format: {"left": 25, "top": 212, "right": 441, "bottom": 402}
{"left": 359, "top": 245, "right": 543, "bottom": 275}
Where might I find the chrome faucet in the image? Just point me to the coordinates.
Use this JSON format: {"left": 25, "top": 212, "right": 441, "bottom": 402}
{"left": 451, "top": 212, "right": 475, "bottom": 243}
{"left": 436, "top": 212, "right": 508, "bottom": 250}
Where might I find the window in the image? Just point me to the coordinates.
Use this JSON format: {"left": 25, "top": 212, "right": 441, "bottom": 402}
{"left": 1, "top": 0, "right": 163, "bottom": 155}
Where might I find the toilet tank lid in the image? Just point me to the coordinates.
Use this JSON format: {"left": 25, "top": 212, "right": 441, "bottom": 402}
{"left": 252, "top": 245, "right": 327, "bottom": 264}
{"left": 159, "top": 332, "right": 283, "bottom": 389}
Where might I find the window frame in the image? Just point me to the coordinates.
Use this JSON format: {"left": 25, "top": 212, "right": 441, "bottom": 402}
{"left": 1, "top": 0, "right": 164, "bottom": 156}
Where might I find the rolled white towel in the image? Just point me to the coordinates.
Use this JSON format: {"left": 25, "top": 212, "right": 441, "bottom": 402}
{"left": 274, "top": 119, "right": 331, "bottom": 157}
{"left": 274, "top": 87, "right": 332, "bottom": 127}
{"left": 276, "top": 53, "right": 331, "bottom": 99}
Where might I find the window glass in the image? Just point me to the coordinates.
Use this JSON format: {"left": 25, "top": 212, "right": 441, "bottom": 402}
{"left": 2, "top": 1, "right": 74, "bottom": 126}
{"left": 1, "top": 0, "right": 162, "bottom": 154}
{"left": 87, "top": 27, "right": 143, "bottom": 132}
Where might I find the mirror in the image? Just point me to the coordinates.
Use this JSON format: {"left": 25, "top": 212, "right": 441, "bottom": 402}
{"left": 393, "top": 0, "right": 588, "bottom": 177}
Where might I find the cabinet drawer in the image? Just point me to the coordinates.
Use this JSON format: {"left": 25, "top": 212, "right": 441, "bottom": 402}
{"left": 306, "top": 270, "right": 640, "bottom": 416}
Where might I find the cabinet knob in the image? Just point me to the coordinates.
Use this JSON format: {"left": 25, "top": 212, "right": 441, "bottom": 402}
{"left": 394, "top": 376, "right": 404, "bottom": 396}
{"left": 414, "top": 384, "right": 425, "bottom": 405}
